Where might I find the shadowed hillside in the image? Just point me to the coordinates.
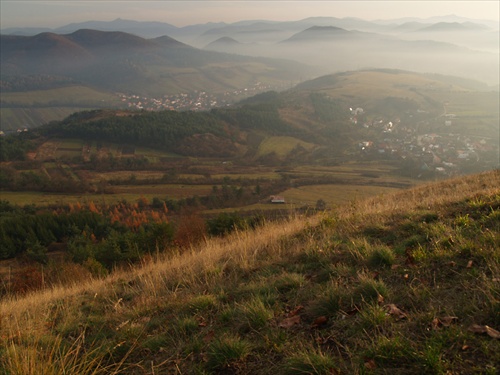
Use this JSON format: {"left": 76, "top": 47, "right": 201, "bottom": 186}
{"left": 0, "top": 29, "right": 309, "bottom": 97}
{"left": 1, "top": 170, "right": 499, "bottom": 374}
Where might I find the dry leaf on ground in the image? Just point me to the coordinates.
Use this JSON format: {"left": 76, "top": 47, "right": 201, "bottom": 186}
{"left": 312, "top": 316, "right": 328, "bottom": 328}
{"left": 288, "top": 305, "right": 304, "bottom": 317}
{"left": 469, "top": 324, "right": 500, "bottom": 339}
{"left": 385, "top": 304, "right": 407, "bottom": 320}
{"left": 432, "top": 316, "right": 458, "bottom": 329}
{"left": 279, "top": 315, "right": 300, "bottom": 328}
{"left": 364, "top": 359, "right": 377, "bottom": 369}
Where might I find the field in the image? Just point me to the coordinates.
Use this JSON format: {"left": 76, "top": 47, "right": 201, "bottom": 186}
{"left": 0, "top": 86, "right": 123, "bottom": 131}
{"left": 1, "top": 135, "right": 427, "bottom": 210}
{"left": 279, "top": 184, "right": 400, "bottom": 207}
{"left": 0, "top": 86, "right": 121, "bottom": 106}
{"left": 255, "top": 136, "right": 316, "bottom": 158}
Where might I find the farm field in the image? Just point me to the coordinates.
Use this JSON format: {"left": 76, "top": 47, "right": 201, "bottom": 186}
{"left": 255, "top": 136, "right": 316, "bottom": 158}
{"left": 0, "top": 86, "right": 124, "bottom": 131}
{"left": 0, "top": 170, "right": 414, "bottom": 209}
{"left": 278, "top": 183, "right": 401, "bottom": 207}
{"left": 1, "top": 126, "right": 424, "bottom": 210}
{"left": 0, "top": 188, "right": 211, "bottom": 206}
{"left": 0, "top": 107, "right": 83, "bottom": 132}
{"left": 0, "top": 86, "right": 121, "bottom": 106}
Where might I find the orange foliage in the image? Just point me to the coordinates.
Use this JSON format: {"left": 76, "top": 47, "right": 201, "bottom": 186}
{"left": 88, "top": 201, "right": 98, "bottom": 213}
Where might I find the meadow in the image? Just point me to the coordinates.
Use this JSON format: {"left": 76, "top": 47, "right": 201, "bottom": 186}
{"left": 0, "top": 86, "right": 123, "bottom": 132}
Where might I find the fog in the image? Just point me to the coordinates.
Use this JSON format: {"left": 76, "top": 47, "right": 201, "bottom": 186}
{"left": 199, "top": 19, "right": 500, "bottom": 87}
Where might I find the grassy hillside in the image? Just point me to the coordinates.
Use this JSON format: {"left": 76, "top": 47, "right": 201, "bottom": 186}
{"left": 1, "top": 170, "right": 499, "bottom": 374}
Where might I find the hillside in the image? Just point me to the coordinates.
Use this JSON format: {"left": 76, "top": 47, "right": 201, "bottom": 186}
{"left": 0, "top": 30, "right": 307, "bottom": 95}
{"left": 1, "top": 69, "right": 498, "bottom": 198}
{"left": 0, "top": 29, "right": 310, "bottom": 130}
{"left": 1, "top": 170, "right": 499, "bottom": 374}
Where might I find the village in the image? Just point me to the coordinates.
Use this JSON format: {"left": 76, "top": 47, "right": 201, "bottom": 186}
{"left": 118, "top": 82, "right": 281, "bottom": 111}
{"left": 350, "top": 107, "right": 498, "bottom": 177}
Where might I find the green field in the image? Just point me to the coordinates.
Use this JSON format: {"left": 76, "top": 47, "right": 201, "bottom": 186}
{"left": 0, "top": 107, "right": 85, "bottom": 132}
{"left": 0, "top": 86, "right": 123, "bottom": 131}
{"left": 279, "top": 184, "right": 401, "bottom": 207}
{"left": 0, "top": 187, "right": 211, "bottom": 206}
{"left": 256, "top": 136, "right": 316, "bottom": 158}
{"left": 0, "top": 86, "right": 121, "bottom": 106}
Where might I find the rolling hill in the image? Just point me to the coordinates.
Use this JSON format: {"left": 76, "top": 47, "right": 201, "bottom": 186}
{"left": 0, "top": 29, "right": 308, "bottom": 96}
{"left": 0, "top": 29, "right": 310, "bottom": 130}
{"left": 3, "top": 69, "right": 497, "bottom": 178}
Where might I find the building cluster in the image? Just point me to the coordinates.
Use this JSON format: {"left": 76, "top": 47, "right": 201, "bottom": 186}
{"left": 118, "top": 82, "right": 278, "bottom": 112}
{"left": 351, "top": 108, "right": 498, "bottom": 176}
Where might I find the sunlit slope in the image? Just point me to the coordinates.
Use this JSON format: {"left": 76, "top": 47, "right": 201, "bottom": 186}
{"left": 1, "top": 170, "right": 499, "bottom": 374}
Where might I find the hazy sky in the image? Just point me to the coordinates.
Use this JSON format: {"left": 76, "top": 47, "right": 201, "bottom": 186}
{"left": 1, "top": 1, "right": 499, "bottom": 29}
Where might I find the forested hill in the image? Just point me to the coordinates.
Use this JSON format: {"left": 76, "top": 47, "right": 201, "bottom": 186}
{"left": 38, "top": 101, "right": 316, "bottom": 158}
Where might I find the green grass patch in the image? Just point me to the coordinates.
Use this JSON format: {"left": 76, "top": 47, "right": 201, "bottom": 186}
{"left": 256, "top": 136, "right": 316, "bottom": 158}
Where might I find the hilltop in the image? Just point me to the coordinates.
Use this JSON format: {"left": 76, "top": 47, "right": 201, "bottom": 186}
{"left": 1, "top": 170, "right": 499, "bottom": 373}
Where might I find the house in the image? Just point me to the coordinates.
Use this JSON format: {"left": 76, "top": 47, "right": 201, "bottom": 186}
{"left": 270, "top": 196, "right": 285, "bottom": 204}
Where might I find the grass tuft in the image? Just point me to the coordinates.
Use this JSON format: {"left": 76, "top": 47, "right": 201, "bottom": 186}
{"left": 206, "top": 335, "right": 252, "bottom": 372}
{"left": 282, "top": 348, "right": 339, "bottom": 374}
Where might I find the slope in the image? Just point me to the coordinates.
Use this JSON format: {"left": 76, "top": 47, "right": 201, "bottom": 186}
{"left": 1, "top": 170, "right": 499, "bottom": 374}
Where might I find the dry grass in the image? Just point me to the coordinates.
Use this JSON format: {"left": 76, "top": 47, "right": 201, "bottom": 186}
{"left": 1, "top": 170, "right": 499, "bottom": 374}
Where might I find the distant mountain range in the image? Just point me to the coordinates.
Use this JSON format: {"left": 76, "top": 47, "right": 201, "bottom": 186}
{"left": 1, "top": 15, "right": 498, "bottom": 131}
{"left": 0, "top": 29, "right": 308, "bottom": 96}
{"left": 202, "top": 21, "right": 498, "bottom": 86}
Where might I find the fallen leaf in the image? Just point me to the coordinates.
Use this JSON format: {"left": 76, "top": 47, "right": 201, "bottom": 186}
{"left": 468, "top": 323, "right": 500, "bottom": 338}
{"left": 461, "top": 345, "right": 470, "bottom": 351}
{"left": 439, "top": 316, "right": 458, "bottom": 327}
{"left": 431, "top": 317, "right": 440, "bottom": 330}
{"left": 312, "top": 316, "right": 328, "bottom": 327}
{"left": 203, "top": 330, "right": 215, "bottom": 343}
{"left": 385, "top": 304, "right": 407, "bottom": 320}
{"left": 469, "top": 324, "right": 487, "bottom": 334}
{"left": 289, "top": 305, "right": 304, "bottom": 317}
{"left": 364, "top": 359, "right": 377, "bottom": 369}
{"left": 279, "top": 315, "right": 301, "bottom": 328}
{"left": 466, "top": 260, "right": 473, "bottom": 268}
{"left": 485, "top": 325, "right": 500, "bottom": 339}
{"left": 345, "top": 307, "right": 360, "bottom": 316}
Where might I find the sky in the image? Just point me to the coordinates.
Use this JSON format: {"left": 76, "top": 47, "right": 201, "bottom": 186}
{"left": 1, "top": 1, "right": 499, "bottom": 30}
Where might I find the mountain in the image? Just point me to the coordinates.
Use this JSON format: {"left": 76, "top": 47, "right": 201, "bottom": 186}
{"left": 198, "top": 18, "right": 499, "bottom": 86}
{"left": 54, "top": 18, "right": 179, "bottom": 38}
{"left": 0, "top": 29, "right": 310, "bottom": 97}
{"left": 204, "top": 36, "right": 244, "bottom": 50}
{"left": 281, "top": 25, "right": 382, "bottom": 43}
{"left": 415, "top": 21, "right": 490, "bottom": 32}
